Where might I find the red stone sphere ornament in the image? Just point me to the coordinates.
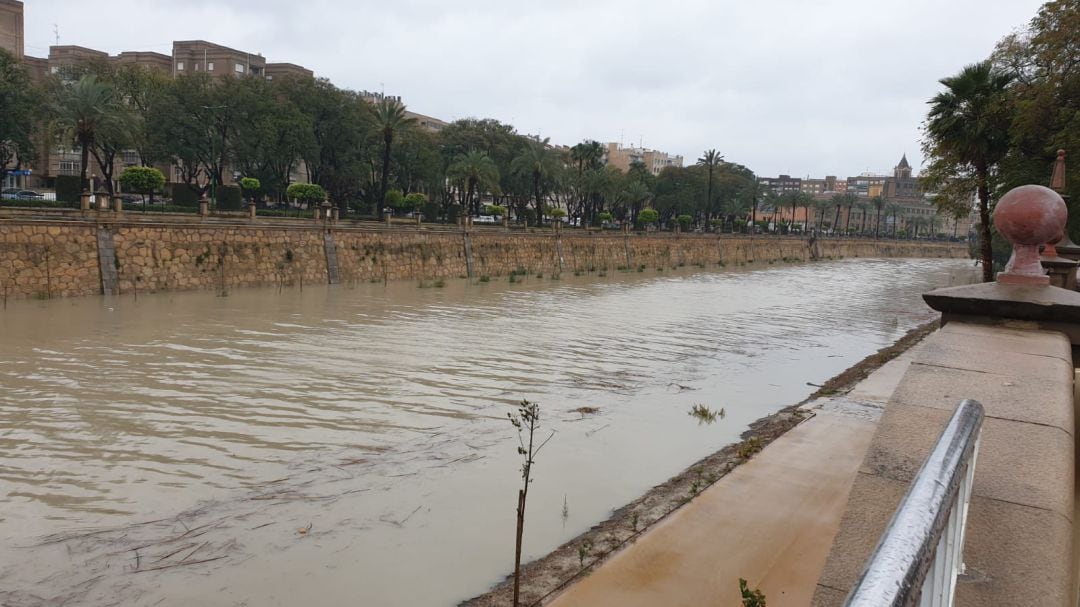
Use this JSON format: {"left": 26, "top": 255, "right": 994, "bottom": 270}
{"left": 993, "top": 184, "right": 1068, "bottom": 285}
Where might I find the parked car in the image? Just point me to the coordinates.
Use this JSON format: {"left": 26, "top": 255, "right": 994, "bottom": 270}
{"left": 3, "top": 189, "right": 44, "bottom": 200}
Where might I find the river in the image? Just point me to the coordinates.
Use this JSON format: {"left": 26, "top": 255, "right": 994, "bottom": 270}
{"left": 0, "top": 257, "right": 976, "bottom": 606}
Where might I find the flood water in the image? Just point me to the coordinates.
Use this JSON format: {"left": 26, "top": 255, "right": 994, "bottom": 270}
{"left": 0, "top": 258, "right": 976, "bottom": 606}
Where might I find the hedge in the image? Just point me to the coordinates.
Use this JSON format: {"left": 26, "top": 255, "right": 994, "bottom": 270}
{"left": 170, "top": 183, "right": 200, "bottom": 207}
{"left": 55, "top": 175, "right": 81, "bottom": 203}
{"left": 216, "top": 185, "right": 242, "bottom": 210}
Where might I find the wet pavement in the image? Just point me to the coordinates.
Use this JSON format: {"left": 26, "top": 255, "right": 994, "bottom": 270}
{"left": 0, "top": 258, "right": 976, "bottom": 606}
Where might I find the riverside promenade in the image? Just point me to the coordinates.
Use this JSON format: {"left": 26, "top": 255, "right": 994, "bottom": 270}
{"left": 549, "top": 346, "right": 919, "bottom": 606}
{"left": 545, "top": 183, "right": 1080, "bottom": 607}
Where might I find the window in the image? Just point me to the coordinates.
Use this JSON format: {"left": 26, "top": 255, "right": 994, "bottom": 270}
{"left": 195, "top": 63, "right": 200, "bottom": 71}
{"left": 176, "top": 61, "right": 184, "bottom": 71}
{"left": 207, "top": 62, "right": 215, "bottom": 71}
{"left": 235, "top": 63, "right": 245, "bottom": 74}
{"left": 59, "top": 160, "right": 78, "bottom": 176}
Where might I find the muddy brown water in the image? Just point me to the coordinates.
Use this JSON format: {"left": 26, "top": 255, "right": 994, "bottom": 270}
{"left": 0, "top": 258, "right": 977, "bottom": 606}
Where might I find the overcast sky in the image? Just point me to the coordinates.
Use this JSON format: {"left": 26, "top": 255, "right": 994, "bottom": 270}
{"left": 24, "top": 0, "right": 1045, "bottom": 178}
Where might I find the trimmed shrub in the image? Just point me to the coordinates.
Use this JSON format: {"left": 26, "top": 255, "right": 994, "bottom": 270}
{"left": 677, "top": 214, "right": 693, "bottom": 230}
{"left": 403, "top": 192, "right": 427, "bottom": 212}
{"left": 119, "top": 166, "right": 165, "bottom": 196}
{"left": 637, "top": 208, "right": 659, "bottom": 225}
{"left": 286, "top": 182, "right": 327, "bottom": 206}
{"left": 384, "top": 189, "right": 404, "bottom": 209}
{"left": 55, "top": 175, "right": 81, "bottom": 203}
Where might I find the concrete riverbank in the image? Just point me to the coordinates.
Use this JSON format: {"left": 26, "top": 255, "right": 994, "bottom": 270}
{"left": 0, "top": 214, "right": 967, "bottom": 300}
{"left": 465, "top": 322, "right": 939, "bottom": 606}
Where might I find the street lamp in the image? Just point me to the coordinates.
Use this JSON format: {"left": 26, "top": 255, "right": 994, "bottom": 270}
{"left": 201, "top": 105, "right": 228, "bottom": 209}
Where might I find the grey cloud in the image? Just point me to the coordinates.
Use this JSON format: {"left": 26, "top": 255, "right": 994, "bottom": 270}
{"left": 24, "top": 0, "right": 1046, "bottom": 177}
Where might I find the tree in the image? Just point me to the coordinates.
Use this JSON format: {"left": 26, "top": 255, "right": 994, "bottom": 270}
{"left": 448, "top": 150, "right": 500, "bottom": 216}
{"left": 511, "top": 137, "right": 562, "bottom": 226}
{"left": 922, "top": 61, "right": 1013, "bottom": 281}
{"left": 384, "top": 188, "right": 404, "bottom": 212}
{"left": 885, "top": 203, "right": 902, "bottom": 237}
{"left": 240, "top": 177, "right": 261, "bottom": 204}
{"left": 118, "top": 166, "right": 165, "bottom": 208}
{"left": 50, "top": 74, "right": 124, "bottom": 192}
{"left": 638, "top": 208, "right": 659, "bottom": 227}
{"left": 507, "top": 400, "right": 553, "bottom": 607}
{"left": 0, "top": 50, "right": 39, "bottom": 189}
{"left": 370, "top": 97, "right": 416, "bottom": 220}
{"left": 404, "top": 192, "right": 427, "bottom": 214}
{"left": 871, "top": 195, "right": 886, "bottom": 238}
{"left": 696, "top": 149, "right": 724, "bottom": 224}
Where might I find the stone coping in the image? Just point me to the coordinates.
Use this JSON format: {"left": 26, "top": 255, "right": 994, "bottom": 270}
{"left": 924, "top": 281, "right": 1080, "bottom": 324}
{"left": 813, "top": 322, "right": 1076, "bottom": 606}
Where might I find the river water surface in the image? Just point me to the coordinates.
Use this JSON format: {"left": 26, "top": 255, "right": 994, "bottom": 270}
{"left": 0, "top": 258, "right": 976, "bottom": 606}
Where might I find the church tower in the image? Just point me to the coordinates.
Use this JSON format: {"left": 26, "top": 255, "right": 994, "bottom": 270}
{"left": 894, "top": 153, "right": 912, "bottom": 180}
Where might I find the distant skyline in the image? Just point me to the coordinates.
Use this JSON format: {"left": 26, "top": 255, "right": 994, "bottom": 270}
{"left": 22, "top": 0, "right": 1046, "bottom": 178}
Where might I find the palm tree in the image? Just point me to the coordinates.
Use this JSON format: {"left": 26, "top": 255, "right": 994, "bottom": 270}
{"left": 854, "top": 199, "right": 870, "bottom": 235}
{"left": 370, "top": 97, "right": 416, "bottom": 219}
{"left": 871, "top": 195, "right": 886, "bottom": 238}
{"left": 696, "top": 149, "right": 724, "bottom": 225}
{"left": 448, "top": 151, "right": 501, "bottom": 216}
{"left": 924, "top": 61, "right": 1013, "bottom": 281}
{"left": 885, "top": 204, "right": 902, "bottom": 237}
{"left": 511, "top": 137, "right": 561, "bottom": 226}
{"left": 723, "top": 196, "right": 750, "bottom": 233}
{"left": 622, "top": 181, "right": 651, "bottom": 225}
{"left": 51, "top": 74, "right": 120, "bottom": 193}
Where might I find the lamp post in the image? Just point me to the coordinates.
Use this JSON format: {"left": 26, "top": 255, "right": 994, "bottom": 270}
{"left": 202, "top": 105, "right": 228, "bottom": 209}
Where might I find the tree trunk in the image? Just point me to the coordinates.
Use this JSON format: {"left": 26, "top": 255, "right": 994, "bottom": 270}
{"left": 977, "top": 166, "right": 993, "bottom": 282}
{"left": 533, "top": 172, "right": 543, "bottom": 227}
{"left": 875, "top": 209, "right": 881, "bottom": 239}
{"left": 379, "top": 132, "right": 392, "bottom": 220}
{"left": 80, "top": 141, "right": 90, "bottom": 193}
{"left": 513, "top": 489, "right": 525, "bottom": 607}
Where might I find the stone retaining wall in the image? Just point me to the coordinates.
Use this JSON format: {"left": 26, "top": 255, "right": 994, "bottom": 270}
{"left": 0, "top": 219, "right": 969, "bottom": 299}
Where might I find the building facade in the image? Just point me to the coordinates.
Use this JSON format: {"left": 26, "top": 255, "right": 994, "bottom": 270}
{"left": 603, "top": 143, "right": 683, "bottom": 175}
{"left": 0, "top": 0, "right": 22, "bottom": 59}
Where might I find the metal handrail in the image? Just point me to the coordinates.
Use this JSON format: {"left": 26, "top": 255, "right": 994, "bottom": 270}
{"left": 843, "top": 399, "right": 984, "bottom": 607}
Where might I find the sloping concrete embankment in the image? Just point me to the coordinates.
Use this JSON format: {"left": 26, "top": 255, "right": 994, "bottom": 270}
{"left": 0, "top": 215, "right": 967, "bottom": 300}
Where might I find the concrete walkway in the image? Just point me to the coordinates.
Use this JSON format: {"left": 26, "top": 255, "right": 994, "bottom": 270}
{"left": 547, "top": 346, "right": 924, "bottom": 607}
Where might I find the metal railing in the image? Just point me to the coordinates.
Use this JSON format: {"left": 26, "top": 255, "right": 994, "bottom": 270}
{"left": 843, "top": 399, "right": 984, "bottom": 607}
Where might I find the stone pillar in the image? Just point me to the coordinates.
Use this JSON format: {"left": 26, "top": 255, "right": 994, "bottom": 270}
{"left": 923, "top": 183, "right": 1080, "bottom": 345}
{"left": 247, "top": 201, "right": 257, "bottom": 220}
{"left": 198, "top": 194, "right": 210, "bottom": 217}
{"left": 313, "top": 205, "right": 322, "bottom": 221}
{"left": 503, "top": 215, "right": 510, "bottom": 229}
{"left": 95, "top": 188, "right": 109, "bottom": 212}
{"left": 331, "top": 207, "right": 340, "bottom": 222}
{"left": 415, "top": 213, "right": 421, "bottom": 227}
{"left": 79, "top": 189, "right": 91, "bottom": 212}
{"left": 112, "top": 195, "right": 123, "bottom": 214}
{"left": 1049, "top": 149, "right": 1079, "bottom": 261}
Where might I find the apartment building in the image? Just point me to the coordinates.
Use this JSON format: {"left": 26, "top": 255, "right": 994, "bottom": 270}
{"left": 0, "top": 0, "right": 22, "bottom": 59}
{"left": 265, "top": 62, "right": 313, "bottom": 81}
{"left": 172, "top": 40, "right": 265, "bottom": 78}
{"left": 758, "top": 174, "right": 803, "bottom": 195}
{"left": 603, "top": 143, "right": 683, "bottom": 175}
